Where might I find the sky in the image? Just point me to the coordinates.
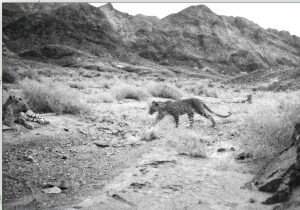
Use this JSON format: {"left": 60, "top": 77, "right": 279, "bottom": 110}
{"left": 90, "top": 3, "right": 300, "bottom": 37}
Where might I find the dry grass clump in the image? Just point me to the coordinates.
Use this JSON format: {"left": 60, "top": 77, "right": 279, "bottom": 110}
{"left": 87, "top": 91, "right": 114, "bottom": 103}
{"left": 20, "top": 78, "right": 90, "bottom": 115}
{"left": 140, "top": 127, "right": 160, "bottom": 141}
{"left": 146, "top": 82, "right": 183, "bottom": 100}
{"left": 99, "top": 80, "right": 114, "bottom": 89}
{"left": 167, "top": 129, "right": 208, "bottom": 158}
{"left": 68, "top": 82, "right": 86, "bottom": 90}
{"left": 185, "top": 84, "right": 218, "bottom": 98}
{"left": 241, "top": 91, "right": 300, "bottom": 159}
{"left": 111, "top": 83, "right": 150, "bottom": 101}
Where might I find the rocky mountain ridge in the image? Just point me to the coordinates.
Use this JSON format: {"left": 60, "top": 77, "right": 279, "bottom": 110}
{"left": 3, "top": 3, "right": 300, "bottom": 76}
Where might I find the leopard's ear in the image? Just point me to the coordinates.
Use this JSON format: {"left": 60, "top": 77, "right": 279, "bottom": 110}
{"left": 152, "top": 101, "right": 158, "bottom": 106}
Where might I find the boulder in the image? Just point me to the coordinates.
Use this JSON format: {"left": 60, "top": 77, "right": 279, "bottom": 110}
{"left": 254, "top": 123, "right": 300, "bottom": 204}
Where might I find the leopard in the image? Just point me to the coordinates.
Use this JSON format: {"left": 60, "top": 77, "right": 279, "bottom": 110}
{"left": 149, "top": 98, "right": 232, "bottom": 128}
{"left": 2, "top": 95, "right": 51, "bottom": 130}
{"left": 2, "top": 95, "right": 33, "bottom": 130}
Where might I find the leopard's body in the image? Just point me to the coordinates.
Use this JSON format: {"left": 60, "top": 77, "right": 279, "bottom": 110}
{"left": 2, "top": 95, "right": 33, "bottom": 130}
{"left": 21, "top": 110, "right": 51, "bottom": 125}
{"left": 2, "top": 95, "right": 51, "bottom": 130}
{"left": 149, "top": 98, "right": 231, "bottom": 127}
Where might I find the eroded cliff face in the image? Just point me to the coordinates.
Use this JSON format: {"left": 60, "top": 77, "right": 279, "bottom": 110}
{"left": 3, "top": 3, "right": 300, "bottom": 75}
{"left": 254, "top": 123, "right": 300, "bottom": 205}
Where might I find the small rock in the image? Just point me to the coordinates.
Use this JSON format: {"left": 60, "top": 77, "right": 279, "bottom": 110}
{"left": 249, "top": 198, "right": 256, "bottom": 203}
{"left": 64, "top": 128, "right": 69, "bottom": 132}
{"left": 94, "top": 141, "right": 110, "bottom": 148}
{"left": 42, "top": 186, "right": 62, "bottom": 194}
{"left": 62, "top": 155, "right": 68, "bottom": 160}
{"left": 217, "top": 148, "right": 226, "bottom": 152}
{"left": 235, "top": 152, "right": 253, "bottom": 160}
{"left": 230, "top": 147, "right": 236, "bottom": 151}
{"left": 24, "top": 155, "right": 36, "bottom": 163}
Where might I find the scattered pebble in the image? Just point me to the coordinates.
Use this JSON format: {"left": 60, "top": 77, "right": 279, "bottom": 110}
{"left": 42, "top": 186, "right": 62, "bottom": 194}
{"left": 235, "top": 152, "right": 253, "bottom": 160}
{"left": 217, "top": 148, "right": 226, "bottom": 152}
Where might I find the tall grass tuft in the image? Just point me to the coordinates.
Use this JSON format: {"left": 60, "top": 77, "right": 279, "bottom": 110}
{"left": 241, "top": 91, "right": 300, "bottom": 159}
{"left": 20, "top": 78, "right": 90, "bottom": 115}
{"left": 146, "top": 82, "right": 183, "bottom": 99}
{"left": 167, "top": 128, "right": 208, "bottom": 158}
{"left": 111, "top": 83, "right": 150, "bottom": 101}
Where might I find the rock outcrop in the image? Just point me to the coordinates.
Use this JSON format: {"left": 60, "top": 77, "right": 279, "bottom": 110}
{"left": 3, "top": 3, "right": 300, "bottom": 75}
{"left": 253, "top": 123, "right": 300, "bottom": 204}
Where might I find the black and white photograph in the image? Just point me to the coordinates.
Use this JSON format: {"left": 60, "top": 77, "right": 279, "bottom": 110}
{"left": 2, "top": 1, "right": 300, "bottom": 209}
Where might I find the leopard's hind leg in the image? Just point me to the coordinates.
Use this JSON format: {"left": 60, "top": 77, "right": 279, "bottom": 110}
{"left": 202, "top": 112, "right": 216, "bottom": 127}
{"left": 16, "top": 116, "right": 34, "bottom": 129}
{"left": 194, "top": 106, "right": 216, "bottom": 127}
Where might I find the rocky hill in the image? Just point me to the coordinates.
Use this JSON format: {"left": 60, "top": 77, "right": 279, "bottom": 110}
{"left": 3, "top": 3, "right": 300, "bottom": 76}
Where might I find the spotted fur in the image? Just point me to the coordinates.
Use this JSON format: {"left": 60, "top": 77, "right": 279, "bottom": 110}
{"left": 2, "top": 95, "right": 33, "bottom": 130}
{"left": 21, "top": 110, "right": 51, "bottom": 125}
{"left": 149, "top": 98, "right": 231, "bottom": 128}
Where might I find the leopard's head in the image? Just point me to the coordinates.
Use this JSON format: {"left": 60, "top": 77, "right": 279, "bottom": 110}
{"left": 6, "top": 95, "right": 29, "bottom": 113}
{"left": 149, "top": 101, "right": 170, "bottom": 115}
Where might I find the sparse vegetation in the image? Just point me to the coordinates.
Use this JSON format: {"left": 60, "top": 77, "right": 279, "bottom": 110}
{"left": 241, "top": 91, "right": 300, "bottom": 159}
{"left": 167, "top": 129, "right": 208, "bottom": 158}
{"left": 111, "top": 83, "right": 150, "bottom": 101}
{"left": 20, "top": 78, "right": 90, "bottom": 115}
{"left": 140, "top": 127, "right": 160, "bottom": 141}
{"left": 146, "top": 82, "right": 183, "bottom": 99}
{"left": 87, "top": 91, "right": 114, "bottom": 103}
{"left": 185, "top": 84, "right": 218, "bottom": 98}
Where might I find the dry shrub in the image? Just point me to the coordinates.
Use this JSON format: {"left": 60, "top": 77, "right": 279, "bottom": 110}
{"left": 241, "top": 91, "right": 300, "bottom": 159}
{"left": 3, "top": 67, "right": 18, "bottom": 83}
{"left": 20, "top": 78, "right": 90, "bottom": 115}
{"left": 146, "top": 82, "right": 183, "bottom": 99}
{"left": 167, "top": 129, "right": 208, "bottom": 158}
{"left": 111, "top": 83, "right": 150, "bottom": 101}
{"left": 100, "top": 80, "right": 113, "bottom": 89}
{"left": 87, "top": 91, "right": 114, "bottom": 103}
{"left": 140, "top": 127, "right": 160, "bottom": 141}
{"left": 185, "top": 84, "right": 218, "bottom": 98}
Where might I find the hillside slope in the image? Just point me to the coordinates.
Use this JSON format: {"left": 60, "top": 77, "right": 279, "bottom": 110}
{"left": 3, "top": 3, "right": 300, "bottom": 75}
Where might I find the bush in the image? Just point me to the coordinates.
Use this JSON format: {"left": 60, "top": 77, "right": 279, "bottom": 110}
{"left": 167, "top": 129, "right": 208, "bottom": 158}
{"left": 185, "top": 84, "right": 218, "bottom": 98}
{"left": 146, "top": 82, "right": 183, "bottom": 100}
{"left": 111, "top": 83, "right": 150, "bottom": 101}
{"left": 241, "top": 91, "right": 300, "bottom": 159}
{"left": 140, "top": 127, "right": 160, "bottom": 141}
{"left": 20, "top": 78, "right": 90, "bottom": 115}
{"left": 3, "top": 68, "right": 18, "bottom": 83}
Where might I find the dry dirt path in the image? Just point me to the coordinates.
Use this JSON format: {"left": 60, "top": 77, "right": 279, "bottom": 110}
{"left": 62, "top": 134, "right": 275, "bottom": 210}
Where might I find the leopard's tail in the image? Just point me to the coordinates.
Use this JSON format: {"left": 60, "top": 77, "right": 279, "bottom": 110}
{"left": 202, "top": 102, "right": 232, "bottom": 118}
